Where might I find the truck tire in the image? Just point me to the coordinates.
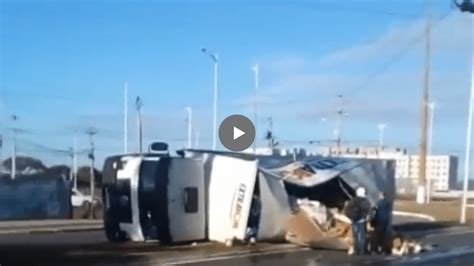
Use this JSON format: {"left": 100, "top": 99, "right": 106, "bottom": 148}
{"left": 103, "top": 186, "right": 127, "bottom": 243}
{"left": 83, "top": 201, "right": 92, "bottom": 218}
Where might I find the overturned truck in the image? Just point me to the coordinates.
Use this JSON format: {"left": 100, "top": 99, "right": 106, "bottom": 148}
{"left": 101, "top": 148, "right": 395, "bottom": 251}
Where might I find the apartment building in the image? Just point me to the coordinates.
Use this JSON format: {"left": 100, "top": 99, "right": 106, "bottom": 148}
{"left": 321, "top": 145, "right": 458, "bottom": 191}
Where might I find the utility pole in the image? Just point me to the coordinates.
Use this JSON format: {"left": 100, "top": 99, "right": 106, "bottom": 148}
{"left": 185, "top": 107, "right": 192, "bottom": 149}
{"left": 73, "top": 133, "right": 78, "bottom": 190}
{"left": 417, "top": 8, "right": 431, "bottom": 205}
{"left": 265, "top": 117, "right": 278, "bottom": 149}
{"left": 335, "top": 94, "right": 344, "bottom": 155}
{"left": 86, "top": 128, "right": 97, "bottom": 219}
{"left": 377, "top": 123, "right": 387, "bottom": 152}
{"left": 124, "top": 82, "right": 128, "bottom": 154}
{"left": 68, "top": 147, "right": 74, "bottom": 183}
{"left": 454, "top": 0, "right": 474, "bottom": 224}
{"left": 427, "top": 101, "right": 436, "bottom": 203}
{"left": 267, "top": 117, "right": 273, "bottom": 148}
{"left": 201, "top": 48, "right": 218, "bottom": 150}
{"left": 427, "top": 102, "right": 436, "bottom": 154}
{"left": 11, "top": 115, "right": 18, "bottom": 180}
{"left": 195, "top": 128, "right": 200, "bottom": 148}
{"left": 0, "top": 134, "right": 3, "bottom": 177}
{"left": 252, "top": 64, "right": 259, "bottom": 153}
{"left": 135, "top": 97, "right": 143, "bottom": 154}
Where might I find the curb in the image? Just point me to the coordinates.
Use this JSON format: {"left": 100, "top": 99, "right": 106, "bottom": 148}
{"left": 393, "top": 211, "right": 436, "bottom": 222}
{"left": 0, "top": 225, "right": 103, "bottom": 235}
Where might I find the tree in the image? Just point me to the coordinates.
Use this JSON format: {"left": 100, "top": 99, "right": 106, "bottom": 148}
{"left": 45, "top": 165, "right": 71, "bottom": 179}
{"left": 2, "top": 156, "right": 47, "bottom": 175}
{"left": 76, "top": 166, "right": 102, "bottom": 188}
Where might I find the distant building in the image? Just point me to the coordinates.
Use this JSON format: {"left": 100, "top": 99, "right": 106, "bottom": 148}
{"left": 399, "top": 155, "right": 458, "bottom": 191}
{"left": 321, "top": 145, "right": 458, "bottom": 192}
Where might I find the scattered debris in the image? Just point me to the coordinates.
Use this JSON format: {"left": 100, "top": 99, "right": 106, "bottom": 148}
{"left": 391, "top": 233, "right": 424, "bottom": 256}
{"left": 285, "top": 206, "right": 350, "bottom": 250}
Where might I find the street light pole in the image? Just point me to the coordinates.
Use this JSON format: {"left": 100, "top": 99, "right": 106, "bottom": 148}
{"left": 124, "top": 82, "right": 128, "bottom": 154}
{"left": 252, "top": 64, "right": 259, "bottom": 153}
{"left": 0, "top": 134, "right": 3, "bottom": 177}
{"left": 461, "top": 16, "right": 474, "bottom": 223}
{"left": 335, "top": 94, "right": 344, "bottom": 155}
{"left": 454, "top": 0, "right": 474, "bottom": 224}
{"left": 201, "top": 48, "right": 218, "bottom": 150}
{"left": 11, "top": 115, "right": 18, "bottom": 180}
{"left": 135, "top": 97, "right": 143, "bottom": 154}
{"left": 73, "top": 132, "right": 78, "bottom": 190}
{"left": 195, "top": 128, "right": 200, "bottom": 148}
{"left": 85, "top": 128, "right": 97, "bottom": 219}
{"left": 185, "top": 107, "right": 192, "bottom": 149}
{"left": 377, "top": 123, "right": 387, "bottom": 151}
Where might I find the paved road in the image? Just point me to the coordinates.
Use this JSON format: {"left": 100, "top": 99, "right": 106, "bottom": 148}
{"left": 166, "top": 226, "right": 474, "bottom": 266}
{"left": 1, "top": 225, "right": 473, "bottom": 266}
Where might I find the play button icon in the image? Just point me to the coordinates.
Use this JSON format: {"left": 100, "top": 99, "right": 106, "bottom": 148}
{"left": 233, "top": 127, "right": 245, "bottom": 140}
{"left": 219, "top": 114, "right": 255, "bottom": 152}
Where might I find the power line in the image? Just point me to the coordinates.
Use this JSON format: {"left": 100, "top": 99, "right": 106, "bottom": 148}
{"left": 249, "top": 10, "right": 454, "bottom": 109}
{"left": 282, "top": 1, "right": 421, "bottom": 18}
{"left": 2, "top": 89, "right": 79, "bottom": 103}
{"left": 346, "top": 10, "right": 454, "bottom": 97}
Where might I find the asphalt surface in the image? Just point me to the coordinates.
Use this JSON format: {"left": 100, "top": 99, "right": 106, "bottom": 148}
{"left": 0, "top": 224, "right": 473, "bottom": 266}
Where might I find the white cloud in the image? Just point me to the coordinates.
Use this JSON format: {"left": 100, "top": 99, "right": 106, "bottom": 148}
{"left": 317, "top": 19, "right": 425, "bottom": 67}
{"left": 235, "top": 11, "right": 471, "bottom": 131}
{"left": 260, "top": 55, "right": 307, "bottom": 74}
{"left": 314, "top": 12, "right": 471, "bottom": 69}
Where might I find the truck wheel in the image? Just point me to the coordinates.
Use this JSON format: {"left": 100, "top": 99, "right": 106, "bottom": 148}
{"left": 83, "top": 201, "right": 91, "bottom": 217}
{"left": 104, "top": 213, "right": 127, "bottom": 242}
{"left": 93, "top": 202, "right": 103, "bottom": 219}
{"left": 103, "top": 187, "right": 127, "bottom": 243}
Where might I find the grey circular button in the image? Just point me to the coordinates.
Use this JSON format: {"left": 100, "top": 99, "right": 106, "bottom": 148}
{"left": 219, "top": 114, "right": 256, "bottom": 152}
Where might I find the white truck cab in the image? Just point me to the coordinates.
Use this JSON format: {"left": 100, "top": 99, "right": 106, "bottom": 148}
{"left": 101, "top": 144, "right": 206, "bottom": 244}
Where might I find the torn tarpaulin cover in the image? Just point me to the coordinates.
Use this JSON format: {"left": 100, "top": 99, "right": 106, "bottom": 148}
{"left": 268, "top": 157, "right": 395, "bottom": 205}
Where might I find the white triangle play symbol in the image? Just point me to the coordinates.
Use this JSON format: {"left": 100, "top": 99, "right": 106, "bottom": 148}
{"left": 233, "top": 126, "right": 245, "bottom": 140}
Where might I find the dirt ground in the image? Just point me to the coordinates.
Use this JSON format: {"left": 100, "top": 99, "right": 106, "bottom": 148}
{"left": 394, "top": 199, "right": 474, "bottom": 224}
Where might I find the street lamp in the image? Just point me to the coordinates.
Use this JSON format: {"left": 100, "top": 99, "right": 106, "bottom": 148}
{"left": 252, "top": 64, "right": 259, "bottom": 153}
{"left": 454, "top": 0, "right": 474, "bottom": 224}
{"left": 201, "top": 48, "right": 218, "bottom": 150}
{"left": 135, "top": 97, "right": 143, "bottom": 154}
{"left": 185, "top": 107, "right": 192, "bottom": 149}
{"left": 377, "top": 123, "right": 387, "bottom": 151}
{"left": 11, "top": 115, "right": 18, "bottom": 180}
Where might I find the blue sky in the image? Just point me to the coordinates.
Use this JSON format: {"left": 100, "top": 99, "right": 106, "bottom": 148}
{"left": 0, "top": 0, "right": 472, "bottom": 172}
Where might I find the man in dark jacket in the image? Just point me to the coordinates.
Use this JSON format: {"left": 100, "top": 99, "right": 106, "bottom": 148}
{"left": 345, "top": 186, "right": 371, "bottom": 255}
{"left": 370, "top": 192, "right": 392, "bottom": 254}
